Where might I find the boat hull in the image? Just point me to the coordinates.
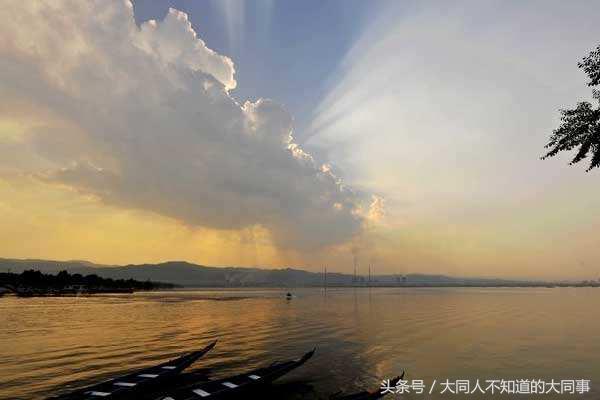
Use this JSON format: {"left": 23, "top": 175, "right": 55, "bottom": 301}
{"left": 160, "top": 348, "right": 316, "bottom": 400}
{"left": 47, "top": 340, "right": 217, "bottom": 400}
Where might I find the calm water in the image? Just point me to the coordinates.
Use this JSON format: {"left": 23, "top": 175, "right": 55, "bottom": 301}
{"left": 1, "top": 288, "right": 599, "bottom": 399}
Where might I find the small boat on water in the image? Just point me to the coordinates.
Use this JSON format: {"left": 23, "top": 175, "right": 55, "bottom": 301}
{"left": 331, "top": 374, "right": 404, "bottom": 400}
{"left": 159, "top": 348, "right": 316, "bottom": 400}
{"left": 48, "top": 340, "right": 217, "bottom": 400}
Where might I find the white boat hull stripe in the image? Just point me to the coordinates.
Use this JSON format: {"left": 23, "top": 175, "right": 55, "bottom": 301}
{"left": 193, "top": 388, "right": 211, "bottom": 397}
{"left": 114, "top": 382, "right": 137, "bottom": 387}
{"left": 162, "top": 366, "right": 177, "bottom": 370}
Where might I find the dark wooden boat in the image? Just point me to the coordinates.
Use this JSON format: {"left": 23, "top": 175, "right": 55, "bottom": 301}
{"left": 48, "top": 340, "right": 217, "bottom": 400}
{"left": 159, "top": 348, "right": 316, "bottom": 400}
{"left": 330, "top": 374, "right": 404, "bottom": 400}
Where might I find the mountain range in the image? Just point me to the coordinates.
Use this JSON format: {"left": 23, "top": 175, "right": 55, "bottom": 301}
{"left": 0, "top": 258, "right": 539, "bottom": 287}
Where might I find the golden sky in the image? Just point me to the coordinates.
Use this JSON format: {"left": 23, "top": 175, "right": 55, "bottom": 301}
{"left": 2, "top": 170, "right": 600, "bottom": 280}
{"left": 0, "top": 175, "right": 288, "bottom": 268}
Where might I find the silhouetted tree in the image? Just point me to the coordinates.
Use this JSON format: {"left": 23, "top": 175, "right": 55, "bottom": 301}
{"left": 21, "top": 270, "right": 44, "bottom": 286}
{"left": 543, "top": 44, "right": 600, "bottom": 170}
{"left": 56, "top": 270, "right": 70, "bottom": 287}
{"left": 1, "top": 269, "right": 176, "bottom": 291}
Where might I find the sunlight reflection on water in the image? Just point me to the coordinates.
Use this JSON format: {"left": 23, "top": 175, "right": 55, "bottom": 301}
{"left": 1, "top": 287, "right": 599, "bottom": 399}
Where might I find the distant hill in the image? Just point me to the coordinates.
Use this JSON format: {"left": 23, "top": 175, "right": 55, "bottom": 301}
{"left": 0, "top": 258, "right": 112, "bottom": 274}
{"left": 0, "top": 258, "right": 533, "bottom": 287}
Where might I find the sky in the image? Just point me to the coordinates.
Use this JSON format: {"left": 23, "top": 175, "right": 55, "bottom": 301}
{"left": 1, "top": 0, "right": 600, "bottom": 279}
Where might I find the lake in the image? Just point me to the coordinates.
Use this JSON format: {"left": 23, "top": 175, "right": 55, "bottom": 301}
{"left": 1, "top": 287, "right": 598, "bottom": 399}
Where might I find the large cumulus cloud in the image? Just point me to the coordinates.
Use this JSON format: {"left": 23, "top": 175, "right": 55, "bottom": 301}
{"left": 0, "top": 0, "right": 369, "bottom": 250}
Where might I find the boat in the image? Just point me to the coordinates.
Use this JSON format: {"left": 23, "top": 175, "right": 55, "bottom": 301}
{"left": 159, "top": 348, "right": 316, "bottom": 400}
{"left": 48, "top": 340, "right": 217, "bottom": 399}
{"left": 330, "top": 374, "right": 404, "bottom": 400}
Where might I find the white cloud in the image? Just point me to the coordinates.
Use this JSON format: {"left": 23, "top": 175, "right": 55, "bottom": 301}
{"left": 137, "top": 8, "right": 236, "bottom": 91}
{"left": 0, "top": 0, "right": 369, "bottom": 251}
